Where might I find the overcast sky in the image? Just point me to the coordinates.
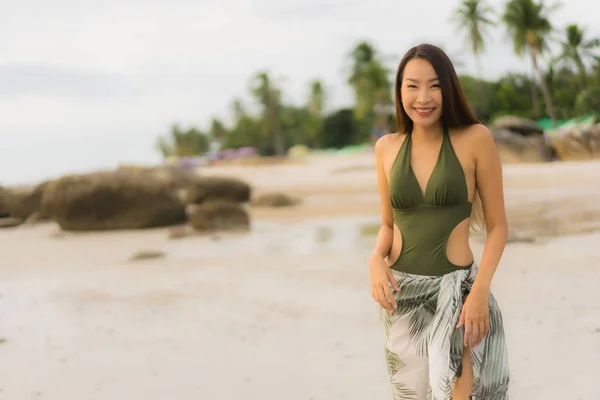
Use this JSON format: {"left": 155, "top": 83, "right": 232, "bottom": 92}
{"left": 1, "top": 0, "right": 597, "bottom": 184}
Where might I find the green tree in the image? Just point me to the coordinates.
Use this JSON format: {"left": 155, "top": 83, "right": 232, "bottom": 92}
{"left": 487, "top": 73, "right": 536, "bottom": 120}
{"left": 347, "top": 41, "right": 392, "bottom": 133}
{"left": 555, "top": 24, "right": 600, "bottom": 87}
{"left": 155, "top": 123, "right": 209, "bottom": 158}
{"left": 304, "top": 79, "right": 326, "bottom": 147}
{"left": 223, "top": 98, "right": 261, "bottom": 150}
{"left": 502, "top": 0, "right": 560, "bottom": 124}
{"left": 452, "top": 0, "right": 496, "bottom": 79}
{"left": 251, "top": 71, "right": 285, "bottom": 156}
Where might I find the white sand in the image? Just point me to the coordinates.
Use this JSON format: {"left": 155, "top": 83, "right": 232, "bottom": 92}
{"left": 1, "top": 154, "right": 599, "bottom": 399}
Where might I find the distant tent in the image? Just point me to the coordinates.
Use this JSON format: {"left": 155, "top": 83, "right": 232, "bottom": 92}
{"left": 539, "top": 114, "right": 597, "bottom": 139}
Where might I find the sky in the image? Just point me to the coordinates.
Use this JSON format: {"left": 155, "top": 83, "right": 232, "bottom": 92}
{"left": 1, "top": 0, "right": 598, "bottom": 185}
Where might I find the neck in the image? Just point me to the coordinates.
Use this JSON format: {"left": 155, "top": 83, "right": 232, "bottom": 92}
{"left": 411, "top": 122, "right": 444, "bottom": 142}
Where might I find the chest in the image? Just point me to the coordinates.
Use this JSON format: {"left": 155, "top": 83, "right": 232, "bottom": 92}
{"left": 386, "top": 135, "right": 475, "bottom": 207}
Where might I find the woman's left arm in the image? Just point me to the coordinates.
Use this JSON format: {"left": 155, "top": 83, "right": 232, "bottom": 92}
{"left": 471, "top": 124, "right": 509, "bottom": 292}
{"left": 457, "top": 124, "right": 508, "bottom": 348}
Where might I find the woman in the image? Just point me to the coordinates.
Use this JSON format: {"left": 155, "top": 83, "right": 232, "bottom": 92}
{"left": 369, "top": 43, "right": 510, "bottom": 400}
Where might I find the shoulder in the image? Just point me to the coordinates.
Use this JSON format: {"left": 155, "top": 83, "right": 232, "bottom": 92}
{"left": 375, "top": 132, "right": 407, "bottom": 155}
{"left": 453, "top": 124, "right": 496, "bottom": 154}
{"left": 463, "top": 123, "right": 494, "bottom": 142}
{"left": 375, "top": 133, "right": 391, "bottom": 158}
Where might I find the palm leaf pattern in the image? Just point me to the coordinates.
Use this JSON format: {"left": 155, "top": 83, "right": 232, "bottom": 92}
{"left": 383, "top": 348, "right": 419, "bottom": 399}
{"left": 380, "top": 263, "right": 510, "bottom": 400}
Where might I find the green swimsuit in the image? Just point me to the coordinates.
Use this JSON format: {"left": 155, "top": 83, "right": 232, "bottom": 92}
{"left": 388, "top": 126, "right": 473, "bottom": 276}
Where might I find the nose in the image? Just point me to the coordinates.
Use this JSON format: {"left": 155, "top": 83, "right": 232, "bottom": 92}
{"left": 416, "top": 87, "right": 431, "bottom": 104}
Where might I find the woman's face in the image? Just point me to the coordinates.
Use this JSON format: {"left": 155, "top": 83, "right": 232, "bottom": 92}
{"left": 400, "top": 58, "right": 443, "bottom": 128}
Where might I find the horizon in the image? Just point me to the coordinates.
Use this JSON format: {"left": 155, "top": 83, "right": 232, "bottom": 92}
{"left": 1, "top": 0, "right": 598, "bottom": 185}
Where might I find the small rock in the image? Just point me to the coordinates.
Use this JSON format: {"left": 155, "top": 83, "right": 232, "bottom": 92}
{"left": 251, "top": 192, "right": 300, "bottom": 207}
{"left": 0, "top": 217, "right": 23, "bottom": 228}
{"left": 129, "top": 250, "right": 166, "bottom": 261}
{"left": 188, "top": 201, "right": 250, "bottom": 232}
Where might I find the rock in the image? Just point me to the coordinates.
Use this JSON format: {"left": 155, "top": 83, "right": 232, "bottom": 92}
{"left": 0, "top": 217, "right": 23, "bottom": 228}
{"left": 188, "top": 201, "right": 250, "bottom": 232}
{"left": 551, "top": 123, "right": 600, "bottom": 161}
{"left": 116, "top": 165, "right": 198, "bottom": 191}
{"left": 491, "top": 128, "right": 554, "bottom": 163}
{"left": 507, "top": 230, "right": 536, "bottom": 243}
{"left": 251, "top": 192, "right": 300, "bottom": 207}
{"left": 167, "top": 225, "right": 192, "bottom": 239}
{"left": 184, "top": 176, "right": 251, "bottom": 204}
{"left": 0, "top": 181, "right": 52, "bottom": 220}
{"left": 129, "top": 249, "right": 167, "bottom": 261}
{"left": 491, "top": 116, "right": 543, "bottom": 135}
{"left": 0, "top": 186, "right": 11, "bottom": 217}
{"left": 40, "top": 171, "right": 187, "bottom": 231}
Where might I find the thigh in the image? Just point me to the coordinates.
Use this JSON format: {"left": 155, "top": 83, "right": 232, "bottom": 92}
{"left": 381, "top": 308, "right": 430, "bottom": 400}
{"left": 452, "top": 345, "right": 473, "bottom": 400}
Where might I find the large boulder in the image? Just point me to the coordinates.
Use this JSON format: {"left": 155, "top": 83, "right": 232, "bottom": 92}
{"left": 41, "top": 171, "right": 187, "bottom": 231}
{"left": 491, "top": 116, "right": 543, "bottom": 136}
{"left": 184, "top": 176, "right": 251, "bottom": 204}
{"left": 116, "top": 165, "right": 198, "bottom": 191}
{"left": 550, "top": 123, "right": 600, "bottom": 161}
{"left": 491, "top": 128, "right": 555, "bottom": 163}
{"left": 0, "top": 181, "right": 51, "bottom": 221}
{"left": 0, "top": 186, "right": 11, "bottom": 218}
{"left": 187, "top": 201, "right": 250, "bottom": 232}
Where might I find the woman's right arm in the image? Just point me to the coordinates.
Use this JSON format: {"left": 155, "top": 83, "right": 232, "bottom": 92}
{"left": 369, "top": 135, "right": 399, "bottom": 312}
{"left": 370, "top": 135, "right": 394, "bottom": 261}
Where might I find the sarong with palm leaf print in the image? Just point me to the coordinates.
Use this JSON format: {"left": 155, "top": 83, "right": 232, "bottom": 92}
{"left": 380, "top": 262, "right": 510, "bottom": 400}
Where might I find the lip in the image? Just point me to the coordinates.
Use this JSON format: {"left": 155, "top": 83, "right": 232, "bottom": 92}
{"left": 413, "top": 107, "right": 436, "bottom": 117}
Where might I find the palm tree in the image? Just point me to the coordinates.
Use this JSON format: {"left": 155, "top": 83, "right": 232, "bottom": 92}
{"left": 502, "top": 0, "right": 560, "bottom": 125}
{"left": 347, "top": 41, "right": 392, "bottom": 132}
{"left": 250, "top": 71, "right": 285, "bottom": 156}
{"left": 308, "top": 79, "right": 325, "bottom": 116}
{"left": 452, "top": 0, "right": 496, "bottom": 80}
{"left": 306, "top": 79, "right": 326, "bottom": 147}
{"left": 555, "top": 24, "right": 600, "bottom": 87}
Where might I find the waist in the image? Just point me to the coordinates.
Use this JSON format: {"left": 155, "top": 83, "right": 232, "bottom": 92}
{"left": 392, "top": 203, "right": 472, "bottom": 229}
{"left": 390, "top": 203, "right": 473, "bottom": 276}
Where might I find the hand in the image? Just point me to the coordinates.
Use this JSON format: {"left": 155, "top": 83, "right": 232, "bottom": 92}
{"left": 456, "top": 287, "right": 490, "bottom": 348}
{"left": 369, "top": 254, "right": 400, "bottom": 312}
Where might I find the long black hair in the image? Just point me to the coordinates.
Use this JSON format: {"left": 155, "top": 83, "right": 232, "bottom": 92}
{"left": 394, "top": 43, "right": 480, "bottom": 134}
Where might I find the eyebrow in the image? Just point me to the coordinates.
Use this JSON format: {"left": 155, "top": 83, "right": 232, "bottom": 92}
{"left": 405, "top": 77, "right": 439, "bottom": 82}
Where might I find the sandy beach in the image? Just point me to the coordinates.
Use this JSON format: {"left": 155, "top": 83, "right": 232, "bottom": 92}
{"left": 1, "top": 153, "right": 600, "bottom": 400}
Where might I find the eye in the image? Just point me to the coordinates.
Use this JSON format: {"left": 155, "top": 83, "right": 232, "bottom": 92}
{"left": 431, "top": 83, "right": 441, "bottom": 88}
{"left": 407, "top": 84, "right": 417, "bottom": 88}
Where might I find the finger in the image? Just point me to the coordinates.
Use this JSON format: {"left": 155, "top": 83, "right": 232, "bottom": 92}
{"left": 376, "top": 286, "right": 392, "bottom": 312}
{"left": 387, "top": 271, "right": 400, "bottom": 292}
{"left": 373, "top": 286, "right": 384, "bottom": 307}
{"left": 470, "top": 321, "right": 479, "bottom": 348}
{"left": 477, "top": 320, "right": 487, "bottom": 346}
{"left": 457, "top": 307, "right": 466, "bottom": 329}
{"left": 471, "top": 322, "right": 482, "bottom": 347}
{"left": 464, "top": 319, "right": 472, "bottom": 348}
{"left": 383, "top": 284, "right": 397, "bottom": 310}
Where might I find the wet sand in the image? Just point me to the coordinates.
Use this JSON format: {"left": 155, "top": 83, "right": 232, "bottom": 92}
{"left": 1, "top": 154, "right": 600, "bottom": 399}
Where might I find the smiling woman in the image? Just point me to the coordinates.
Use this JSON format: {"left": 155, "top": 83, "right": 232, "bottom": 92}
{"left": 369, "top": 43, "right": 510, "bottom": 400}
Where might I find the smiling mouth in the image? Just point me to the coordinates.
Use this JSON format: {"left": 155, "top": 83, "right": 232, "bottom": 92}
{"left": 414, "top": 107, "right": 436, "bottom": 115}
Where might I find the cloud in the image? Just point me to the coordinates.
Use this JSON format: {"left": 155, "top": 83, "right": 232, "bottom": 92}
{"left": 250, "top": 0, "right": 363, "bottom": 19}
{"left": 0, "top": 64, "right": 142, "bottom": 98}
